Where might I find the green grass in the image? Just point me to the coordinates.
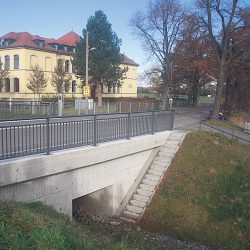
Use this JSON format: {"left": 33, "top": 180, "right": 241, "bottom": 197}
{"left": 140, "top": 132, "right": 250, "bottom": 249}
{"left": 1, "top": 132, "right": 249, "bottom": 249}
{"left": 0, "top": 200, "right": 132, "bottom": 250}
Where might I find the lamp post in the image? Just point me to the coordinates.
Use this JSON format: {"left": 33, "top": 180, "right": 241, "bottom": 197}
{"left": 86, "top": 31, "right": 89, "bottom": 87}
{"left": 83, "top": 32, "right": 90, "bottom": 114}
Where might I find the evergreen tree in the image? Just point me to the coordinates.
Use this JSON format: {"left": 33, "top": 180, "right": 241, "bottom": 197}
{"left": 73, "top": 10, "right": 127, "bottom": 104}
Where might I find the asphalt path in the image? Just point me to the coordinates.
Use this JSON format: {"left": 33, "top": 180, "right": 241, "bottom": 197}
{"left": 173, "top": 103, "right": 210, "bottom": 130}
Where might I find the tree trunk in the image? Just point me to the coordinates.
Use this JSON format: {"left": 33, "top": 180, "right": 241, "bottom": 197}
{"left": 192, "top": 79, "right": 200, "bottom": 107}
{"left": 213, "top": 57, "right": 225, "bottom": 118}
{"left": 95, "top": 83, "right": 102, "bottom": 106}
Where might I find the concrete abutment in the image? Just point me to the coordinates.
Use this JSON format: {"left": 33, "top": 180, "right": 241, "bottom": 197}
{"left": 0, "top": 132, "right": 171, "bottom": 217}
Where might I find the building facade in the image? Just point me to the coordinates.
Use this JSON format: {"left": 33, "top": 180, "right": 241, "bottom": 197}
{"left": 0, "top": 31, "right": 138, "bottom": 100}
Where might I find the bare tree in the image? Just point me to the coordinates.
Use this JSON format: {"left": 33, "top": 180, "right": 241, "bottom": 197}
{"left": 196, "top": 0, "right": 242, "bottom": 118}
{"left": 27, "top": 65, "right": 48, "bottom": 100}
{"left": 51, "top": 59, "right": 72, "bottom": 99}
{"left": 130, "top": 0, "right": 184, "bottom": 109}
{"left": 0, "top": 62, "right": 9, "bottom": 92}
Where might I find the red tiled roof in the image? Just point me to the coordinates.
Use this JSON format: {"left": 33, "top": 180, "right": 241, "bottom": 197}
{"left": 0, "top": 31, "right": 80, "bottom": 52}
{"left": 122, "top": 55, "right": 139, "bottom": 66}
{"left": 0, "top": 31, "right": 138, "bottom": 66}
{"left": 57, "top": 31, "right": 81, "bottom": 46}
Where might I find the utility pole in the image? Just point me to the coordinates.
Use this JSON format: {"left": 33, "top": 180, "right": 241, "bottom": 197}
{"left": 86, "top": 31, "right": 89, "bottom": 87}
{"left": 84, "top": 31, "right": 89, "bottom": 114}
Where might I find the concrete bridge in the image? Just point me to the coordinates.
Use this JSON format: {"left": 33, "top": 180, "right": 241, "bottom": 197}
{"left": 0, "top": 111, "right": 186, "bottom": 220}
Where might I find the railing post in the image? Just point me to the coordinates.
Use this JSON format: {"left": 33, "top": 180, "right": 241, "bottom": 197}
{"left": 231, "top": 127, "right": 234, "bottom": 144}
{"left": 127, "top": 113, "right": 131, "bottom": 140}
{"left": 170, "top": 110, "right": 175, "bottom": 131}
{"left": 119, "top": 102, "right": 122, "bottom": 113}
{"left": 151, "top": 111, "right": 155, "bottom": 134}
{"left": 93, "top": 114, "right": 97, "bottom": 146}
{"left": 46, "top": 117, "right": 50, "bottom": 155}
{"left": 199, "top": 114, "right": 202, "bottom": 131}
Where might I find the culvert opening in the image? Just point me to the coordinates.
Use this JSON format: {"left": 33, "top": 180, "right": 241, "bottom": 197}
{"left": 72, "top": 185, "right": 114, "bottom": 224}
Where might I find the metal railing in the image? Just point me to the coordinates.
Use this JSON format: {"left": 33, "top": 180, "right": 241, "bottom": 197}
{"left": 0, "top": 100, "right": 58, "bottom": 119}
{"left": 200, "top": 118, "right": 250, "bottom": 144}
{"left": 0, "top": 110, "right": 174, "bottom": 160}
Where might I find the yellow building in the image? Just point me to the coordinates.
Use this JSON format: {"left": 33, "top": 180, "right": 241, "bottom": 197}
{"left": 0, "top": 31, "right": 138, "bottom": 100}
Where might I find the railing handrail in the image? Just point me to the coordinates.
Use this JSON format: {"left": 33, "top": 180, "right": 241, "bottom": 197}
{"left": 208, "top": 118, "right": 250, "bottom": 133}
{"left": 201, "top": 122, "right": 250, "bottom": 143}
{"left": 0, "top": 110, "right": 174, "bottom": 123}
{"left": 0, "top": 110, "right": 174, "bottom": 160}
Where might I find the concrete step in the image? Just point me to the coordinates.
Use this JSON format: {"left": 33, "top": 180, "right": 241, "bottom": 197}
{"left": 133, "top": 194, "right": 149, "bottom": 203}
{"left": 137, "top": 188, "right": 152, "bottom": 197}
{"left": 140, "top": 184, "right": 155, "bottom": 192}
{"left": 155, "top": 156, "right": 172, "bottom": 162}
{"left": 158, "top": 151, "right": 174, "bottom": 157}
{"left": 122, "top": 211, "right": 140, "bottom": 220}
{"left": 144, "top": 174, "right": 161, "bottom": 181}
{"left": 164, "top": 140, "right": 180, "bottom": 146}
{"left": 161, "top": 147, "right": 178, "bottom": 153}
{"left": 159, "top": 148, "right": 175, "bottom": 155}
{"left": 151, "top": 165, "right": 166, "bottom": 172}
{"left": 130, "top": 199, "right": 146, "bottom": 208}
{"left": 153, "top": 160, "right": 168, "bottom": 167}
{"left": 148, "top": 169, "right": 163, "bottom": 177}
{"left": 127, "top": 205, "right": 143, "bottom": 214}
{"left": 145, "top": 174, "right": 160, "bottom": 182}
{"left": 143, "top": 178, "right": 158, "bottom": 186}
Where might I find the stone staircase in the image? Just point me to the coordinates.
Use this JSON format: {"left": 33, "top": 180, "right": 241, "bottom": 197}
{"left": 120, "top": 131, "right": 186, "bottom": 222}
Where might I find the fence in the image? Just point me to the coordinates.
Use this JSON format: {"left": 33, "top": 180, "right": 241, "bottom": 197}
{"left": 200, "top": 118, "right": 250, "bottom": 144}
{"left": 0, "top": 100, "right": 163, "bottom": 119}
{"left": 0, "top": 110, "right": 174, "bottom": 160}
{"left": 0, "top": 100, "right": 58, "bottom": 119}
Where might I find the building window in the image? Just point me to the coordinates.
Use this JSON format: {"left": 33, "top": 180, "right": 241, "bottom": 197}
{"left": 30, "top": 55, "right": 38, "bottom": 68}
{"left": 72, "top": 80, "right": 76, "bottom": 93}
{"left": 14, "top": 55, "right": 19, "bottom": 69}
{"left": 65, "top": 60, "right": 69, "bottom": 73}
{"left": 108, "top": 85, "right": 112, "bottom": 93}
{"left": 5, "top": 78, "right": 10, "bottom": 92}
{"left": 14, "top": 78, "right": 20, "bottom": 92}
{"left": 45, "top": 57, "right": 52, "bottom": 71}
{"left": 5, "top": 55, "right": 10, "bottom": 70}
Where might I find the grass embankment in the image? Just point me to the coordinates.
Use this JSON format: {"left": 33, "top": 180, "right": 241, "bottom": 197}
{"left": 1, "top": 132, "right": 249, "bottom": 249}
{"left": 0, "top": 201, "right": 127, "bottom": 250}
{"left": 140, "top": 132, "right": 250, "bottom": 249}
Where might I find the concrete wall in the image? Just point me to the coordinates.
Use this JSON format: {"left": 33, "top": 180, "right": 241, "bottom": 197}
{"left": 0, "top": 131, "right": 171, "bottom": 217}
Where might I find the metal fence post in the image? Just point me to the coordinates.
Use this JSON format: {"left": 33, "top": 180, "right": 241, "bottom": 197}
{"left": 151, "top": 111, "right": 155, "bottom": 134}
{"left": 127, "top": 113, "right": 131, "bottom": 140}
{"left": 93, "top": 115, "right": 97, "bottom": 146}
{"left": 199, "top": 114, "right": 202, "bottom": 131}
{"left": 119, "top": 102, "right": 122, "bottom": 113}
{"left": 170, "top": 110, "right": 175, "bottom": 131}
{"left": 46, "top": 117, "right": 50, "bottom": 155}
{"left": 231, "top": 127, "right": 234, "bottom": 144}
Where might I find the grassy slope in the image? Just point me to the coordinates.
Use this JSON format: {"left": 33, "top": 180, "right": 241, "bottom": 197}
{"left": 1, "top": 132, "right": 249, "bottom": 249}
{"left": 140, "top": 132, "right": 250, "bottom": 249}
{"left": 0, "top": 200, "right": 129, "bottom": 250}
